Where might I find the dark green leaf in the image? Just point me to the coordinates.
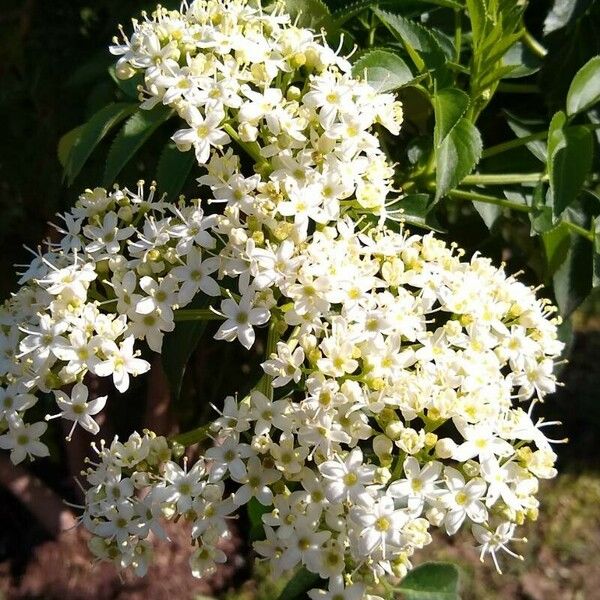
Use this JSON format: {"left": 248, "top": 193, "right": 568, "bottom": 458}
{"left": 103, "top": 105, "right": 173, "bottom": 187}
{"left": 397, "top": 562, "right": 461, "bottom": 600}
{"left": 504, "top": 110, "right": 547, "bottom": 163}
{"left": 566, "top": 56, "right": 600, "bottom": 117}
{"left": 64, "top": 102, "right": 136, "bottom": 185}
{"left": 435, "top": 118, "right": 482, "bottom": 200}
{"left": 276, "top": 567, "right": 320, "bottom": 600}
{"left": 552, "top": 228, "right": 593, "bottom": 316}
{"left": 247, "top": 497, "right": 271, "bottom": 541}
{"left": 373, "top": 9, "right": 446, "bottom": 75}
{"left": 57, "top": 125, "right": 84, "bottom": 169}
{"left": 352, "top": 49, "right": 413, "bottom": 92}
{"left": 284, "top": 0, "right": 332, "bottom": 28}
{"left": 162, "top": 296, "right": 212, "bottom": 400}
{"left": 501, "top": 41, "right": 542, "bottom": 79}
{"left": 108, "top": 65, "right": 144, "bottom": 100}
{"left": 547, "top": 111, "right": 594, "bottom": 217}
{"left": 156, "top": 142, "right": 197, "bottom": 201}
{"left": 433, "top": 88, "right": 469, "bottom": 148}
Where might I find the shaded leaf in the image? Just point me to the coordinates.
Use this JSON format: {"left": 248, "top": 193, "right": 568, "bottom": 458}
{"left": 57, "top": 125, "right": 84, "bottom": 169}
{"left": 435, "top": 118, "right": 482, "bottom": 200}
{"left": 247, "top": 497, "right": 271, "bottom": 541}
{"left": 276, "top": 567, "right": 320, "bottom": 600}
{"left": 504, "top": 110, "right": 547, "bottom": 163}
{"left": 544, "top": 0, "right": 595, "bottom": 34}
{"left": 397, "top": 562, "right": 461, "bottom": 600}
{"left": 352, "top": 49, "right": 413, "bottom": 91}
{"left": 566, "top": 56, "right": 600, "bottom": 117}
{"left": 162, "top": 296, "right": 212, "bottom": 400}
{"left": 284, "top": 0, "right": 331, "bottom": 28}
{"left": 156, "top": 142, "right": 197, "bottom": 201}
{"left": 552, "top": 229, "right": 593, "bottom": 316}
{"left": 547, "top": 111, "right": 594, "bottom": 217}
{"left": 64, "top": 102, "right": 136, "bottom": 185}
{"left": 501, "top": 41, "right": 542, "bottom": 79}
{"left": 103, "top": 105, "right": 173, "bottom": 187}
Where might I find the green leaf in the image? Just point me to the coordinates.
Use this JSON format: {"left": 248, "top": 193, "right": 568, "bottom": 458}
{"left": 247, "top": 497, "right": 271, "bottom": 541}
{"left": 373, "top": 9, "right": 446, "bottom": 75}
{"left": 103, "top": 105, "right": 173, "bottom": 187}
{"left": 57, "top": 125, "right": 84, "bottom": 169}
{"left": 435, "top": 118, "right": 482, "bottom": 200}
{"left": 433, "top": 88, "right": 469, "bottom": 148}
{"left": 397, "top": 562, "right": 461, "bottom": 600}
{"left": 465, "top": 0, "right": 486, "bottom": 49}
{"left": 156, "top": 142, "right": 197, "bottom": 201}
{"left": 352, "top": 49, "right": 413, "bottom": 92}
{"left": 504, "top": 110, "right": 547, "bottom": 163}
{"left": 500, "top": 41, "right": 542, "bottom": 79}
{"left": 63, "top": 103, "right": 136, "bottom": 185}
{"left": 566, "top": 56, "right": 600, "bottom": 117}
{"left": 108, "top": 65, "right": 144, "bottom": 100}
{"left": 284, "top": 0, "right": 331, "bottom": 28}
{"left": 544, "top": 0, "right": 595, "bottom": 34}
{"left": 162, "top": 296, "right": 211, "bottom": 400}
{"left": 547, "top": 111, "right": 594, "bottom": 217}
{"left": 276, "top": 567, "right": 320, "bottom": 600}
{"left": 552, "top": 228, "right": 593, "bottom": 316}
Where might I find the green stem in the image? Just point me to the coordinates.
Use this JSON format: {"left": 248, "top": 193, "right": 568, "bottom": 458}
{"left": 446, "top": 189, "right": 532, "bottom": 212}
{"left": 174, "top": 308, "right": 224, "bottom": 322}
{"left": 522, "top": 29, "right": 547, "bottom": 59}
{"left": 565, "top": 221, "right": 594, "bottom": 242}
{"left": 170, "top": 423, "right": 212, "bottom": 447}
{"left": 258, "top": 320, "right": 279, "bottom": 401}
{"left": 461, "top": 173, "right": 546, "bottom": 185}
{"left": 223, "top": 123, "right": 268, "bottom": 169}
{"left": 482, "top": 131, "right": 548, "bottom": 158}
{"left": 497, "top": 82, "right": 540, "bottom": 94}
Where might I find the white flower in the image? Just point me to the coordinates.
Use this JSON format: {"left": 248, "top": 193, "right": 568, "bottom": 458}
{"left": 172, "top": 106, "right": 230, "bottom": 163}
{"left": 231, "top": 456, "right": 281, "bottom": 506}
{"left": 94, "top": 335, "right": 151, "bottom": 392}
{"left": 48, "top": 382, "right": 107, "bottom": 439}
{"left": 318, "top": 447, "right": 376, "bottom": 503}
{"left": 441, "top": 467, "right": 487, "bottom": 535}
{"left": 388, "top": 457, "right": 442, "bottom": 514}
{"left": 0, "top": 420, "right": 49, "bottom": 464}
{"left": 262, "top": 341, "right": 305, "bottom": 387}
{"left": 214, "top": 295, "right": 269, "bottom": 349}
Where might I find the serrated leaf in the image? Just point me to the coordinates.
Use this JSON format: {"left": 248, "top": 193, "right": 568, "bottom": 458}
{"left": 435, "top": 118, "right": 482, "bottom": 200}
{"left": 397, "top": 562, "right": 460, "bottom": 600}
{"left": 284, "top": 0, "right": 331, "bottom": 28}
{"left": 63, "top": 103, "right": 136, "bottom": 185}
{"left": 103, "top": 105, "right": 173, "bottom": 187}
{"left": 373, "top": 9, "right": 446, "bottom": 75}
{"left": 352, "top": 49, "right": 413, "bottom": 92}
{"left": 276, "top": 567, "right": 320, "bottom": 600}
{"left": 566, "top": 56, "right": 600, "bottom": 117}
{"left": 156, "top": 142, "right": 197, "bottom": 201}
{"left": 547, "top": 111, "right": 593, "bottom": 217}
{"left": 433, "top": 88, "right": 469, "bottom": 148}
{"left": 58, "top": 125, "right": 84, "bottom": 169}
{"left": 465, "top": 0, "right": 486, "bottom": 49}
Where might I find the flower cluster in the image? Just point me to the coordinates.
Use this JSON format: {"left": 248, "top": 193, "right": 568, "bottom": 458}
{"left": 0, "top": 0, "right": 567, "bottom": 596}
{"left": 111, "top": 0, "right": 402, "bottom": 231}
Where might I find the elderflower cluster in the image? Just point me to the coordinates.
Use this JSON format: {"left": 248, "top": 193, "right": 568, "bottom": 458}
{"left": 77, "top": 218, "right": 564, "bottom": 595}
{"left": 110, "top": 0, "right": 402, "bottom": 226}
{"left": 0, "top": 0, "right": 568, "bottom": 595}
